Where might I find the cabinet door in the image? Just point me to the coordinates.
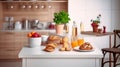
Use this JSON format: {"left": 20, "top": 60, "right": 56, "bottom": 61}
{"left": 0, "top": 31, "right": 28, "bottom": 60}
{"left": 0, "top": 2, "right": 3, "bottom": 29}
{"left": 0, "top": 31, "right": 50, "bottom": 60}
{"left": 26, "top": 59, "right": 96, "bottom": 67}
{"left": 0, "top": 32, "right": 15, "bottom": 47}
{"left": 14, "top": 32, "right": 28, "bottom": 59}
{"left": 0, "top": 32, "right": 15, "bottom": 59}
{"left": 0, "top": 47, "right": 19, "bottom": 59}
{"left": 14, "top": 32, "right": 28, "bottom": 47}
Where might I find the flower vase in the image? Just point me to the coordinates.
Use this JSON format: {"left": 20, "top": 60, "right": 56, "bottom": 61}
{"left": 91, "top": 22, "right": 99, "bottom": 32}
{"left": 55, "top": 24, "right": 64, "bottom": 35}
{"left": 92, "top": 26, "right": 98, "bottom": 32}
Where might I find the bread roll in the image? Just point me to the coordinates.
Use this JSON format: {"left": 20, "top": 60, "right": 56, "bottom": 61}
{"left": 79, "top": 42, "right": 93, "bottom": 50}
{"left": 59, "top": 47, "right": 65, "bottom": 51}
{"left": 46, "top": 43, "right": 56, "bottom": 49}
{"left": 44, "top": 43, "right": 57, "bottom": 52}
{"left": 47, "top": 35, "right": 61, "bottom": 44}
{"left": 44, "top": 46, "right": 55, "bottom": 52}
{"left": 48, "top": 35, "right": 60, "bottom": 41}
{"left": 62, "top": 36, "right": 69, "bottom": 43}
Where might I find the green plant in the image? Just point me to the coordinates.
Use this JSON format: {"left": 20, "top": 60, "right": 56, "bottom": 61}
{"left": 53, "top": 10, "right": 70, "bottom": 24}
{"left": 91, "top": 14, "right": 101, "bottom": 27}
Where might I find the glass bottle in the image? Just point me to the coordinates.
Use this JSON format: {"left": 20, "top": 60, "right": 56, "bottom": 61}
{"left": 72, "top": 21, "right": 78, "bottom": 37}
{"left": 8, "top": 17, "right": 14, "bottom": 30}
{"left": 64, "top": 23, "right": 69, "bottom": 33}
{"left": 80, "top": 22, "right": 84, "bottom": 33}
{"left": 25, "top": 19, "right": 28, "bottom": 30}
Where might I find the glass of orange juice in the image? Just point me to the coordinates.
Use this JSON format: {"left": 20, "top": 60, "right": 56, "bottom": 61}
{"left": 71, "top": 37, "right": 78, "bottom": 48}
{"left": 77, "top": 38, "right": 84, "bottom": 46}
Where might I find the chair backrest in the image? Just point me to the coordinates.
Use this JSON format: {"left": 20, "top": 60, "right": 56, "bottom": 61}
{"left": 113, "top": 30, "right": 120, "bottom": 48}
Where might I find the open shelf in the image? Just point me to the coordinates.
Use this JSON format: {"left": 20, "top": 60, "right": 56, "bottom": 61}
{"left": 0, "top": 1, "right": 68, "bottom": 2}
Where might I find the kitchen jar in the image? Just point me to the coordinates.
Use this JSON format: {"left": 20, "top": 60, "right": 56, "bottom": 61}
{"left": 41, "top": 35, "right": 49, "bottom": 45}
{"left": 14, "top": 21, "right": 22, "bottom": 30}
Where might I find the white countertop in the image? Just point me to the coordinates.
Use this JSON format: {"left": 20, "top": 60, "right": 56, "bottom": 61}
{"left": 19, "top": 46, "right": 103, "bottom": 59}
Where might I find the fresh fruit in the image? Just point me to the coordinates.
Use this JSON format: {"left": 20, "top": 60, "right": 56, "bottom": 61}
{"left": 32, "top": 33, "right": 40, "bottom": 37}
{"left": 27, "top": 32, "right": 41, "bottom": 38}
{"left": 31, "top": 31, "right": 36, "bottom": 35}
{"left": 27, "top": 33, "right": 32, "bottom": 37}
{"left": 48, "top": 23, "right": 55, "bottom": 29}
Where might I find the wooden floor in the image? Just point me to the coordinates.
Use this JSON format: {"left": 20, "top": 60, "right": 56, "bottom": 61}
{"left": 0, "top": 59, "right": 119, "bottom": 67}
{"left": 0, "top": 61, "right": 22, "bottom": 67}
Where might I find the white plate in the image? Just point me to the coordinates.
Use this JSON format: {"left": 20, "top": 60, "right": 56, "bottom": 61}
{"left": 73, "top": 47, "right": 95, "bottom": 52}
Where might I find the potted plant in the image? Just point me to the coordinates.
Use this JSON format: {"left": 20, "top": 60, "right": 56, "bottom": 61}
{"left": 53, "top": 10, "right": 70, "bottom": 35}
{"left": 91, "top": 14, "right": 101, "bottom": 32}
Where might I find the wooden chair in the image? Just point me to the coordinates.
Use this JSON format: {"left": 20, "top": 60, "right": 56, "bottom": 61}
{"left": 101, "top": 30, "right": 120, "bottom": 67}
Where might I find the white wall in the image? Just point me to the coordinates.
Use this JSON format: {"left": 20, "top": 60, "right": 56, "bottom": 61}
{"left": 68, "top": 0, "right": 120, "bottom": 49}
{"left": 111, "top": 0, "right": 120, "bottom": 30}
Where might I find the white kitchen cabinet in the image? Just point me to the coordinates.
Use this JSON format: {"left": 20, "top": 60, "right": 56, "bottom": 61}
{"left": 19, "top": 46, "right": 103, "bottom": 67}
{"left": 25, "top": 59, "right": 97, "bottom": 67}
